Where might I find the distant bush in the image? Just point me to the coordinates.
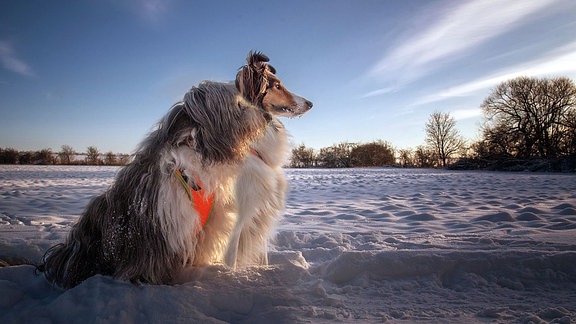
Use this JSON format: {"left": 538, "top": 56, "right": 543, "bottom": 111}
{"left": 350, "top": 141, "right": 395, "bottom": 167}
{"left": 0, "top": 148, "right": 19, "bottom": 164}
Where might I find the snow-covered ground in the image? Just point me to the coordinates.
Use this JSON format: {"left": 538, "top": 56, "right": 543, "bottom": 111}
{"left": 1, "top": 165, "right": 575, "bottom": 323}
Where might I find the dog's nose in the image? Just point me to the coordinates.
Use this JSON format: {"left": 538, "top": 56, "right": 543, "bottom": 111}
{"left": 305, "top": 100, "right": 313, "bottom": 109}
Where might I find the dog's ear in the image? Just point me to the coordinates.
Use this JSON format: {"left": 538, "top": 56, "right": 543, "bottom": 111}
{"left": 248, "top": 51, "right": 276, "bottom": 75}
{"left": 247, "top": 51, "right": 270, "bottom": 68}
{"left": 236, "top": 51, "right": 273, "bottom": 104}
{"left": 235, "top": 66, "right": 258, "bottom": 104}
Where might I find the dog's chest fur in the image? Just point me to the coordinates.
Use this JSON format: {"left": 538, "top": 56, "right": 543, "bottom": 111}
{"left": 251, "top": 118, "right": 289, "bottom": 168}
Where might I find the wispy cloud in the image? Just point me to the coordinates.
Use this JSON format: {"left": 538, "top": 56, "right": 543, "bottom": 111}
{"left": 364, "top": 0, "right": 559, "bottom": 96}
{"left": 362, "top": 87, "right": 396, "bottom": 98}
{"left": 0, "top": 41, "right": 35, "bottom": 77}
{"left": 451, "top": 109, "right": 483, "bottom": 121}
{"left": 413, "top": 41, "right": 576, "bottom": 106}
{"left": 107, "top": 0, "right": 173, "bottom": 23}
{"left": 128, "top": 0, "right": 173, "bottom": 23}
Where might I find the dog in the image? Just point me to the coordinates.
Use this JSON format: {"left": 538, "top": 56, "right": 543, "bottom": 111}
{"left": 225, "top": 52, "right": 312, "bottom": 268}
{"left": 38, "top": 51, "right": 311, "bottom": 288}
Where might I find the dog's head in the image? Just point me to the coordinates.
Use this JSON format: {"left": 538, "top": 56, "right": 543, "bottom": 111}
{"left": 236, "top": 51, "right": 313, "bottom": 118}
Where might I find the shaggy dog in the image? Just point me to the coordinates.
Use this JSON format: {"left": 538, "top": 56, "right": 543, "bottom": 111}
{"left": 39, "top": 51, "right": 312, "bottom": 288}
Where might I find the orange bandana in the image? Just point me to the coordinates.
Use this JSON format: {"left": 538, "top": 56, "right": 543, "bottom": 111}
{"left": 174, "top": 169, "right": 213, "bottom": 229}
{"left": 174, "top": 150, "right": 262, "bottom": 229}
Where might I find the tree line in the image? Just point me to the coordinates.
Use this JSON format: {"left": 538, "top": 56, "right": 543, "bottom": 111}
{"left": 290, "top": 141, "right": 440, "bottom": 168}
{"left": 2, "top": 76, "right": 574, "bottom": 171}
{"left": 0, "top": 145, "right": 130, "bottom": 166}
{"left": 289, "top": 76, "right": 576, "bottom": 172}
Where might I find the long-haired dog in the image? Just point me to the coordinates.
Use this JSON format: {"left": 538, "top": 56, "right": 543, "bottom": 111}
{"left": 225, "top": 53, "right": 312, "bottom": 268}
{"left": 39, "top": 51, "right": 311, "bottom": 288}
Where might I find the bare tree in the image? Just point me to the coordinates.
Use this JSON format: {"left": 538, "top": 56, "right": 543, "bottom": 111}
{"left": 104, "top": 151, "right": 117, "bottom": 165}
{"left": 19, "top": 151, "right": 33, "bottom": 164}
{"left": 398, "top": 148, "right": 414, "bottom": 168}
{"left": 86, "top": 146, "right": 100, "bottom": 165}
{"left": 425, "top": 111, "right": 465, "bottom": 167}
{"left": 34, "top": 148, "right": 54, "bottom": 165}
{"left": 317, "top": 142, "right": 355, "bottom": 168}
{"left": 481, "top": 76, "right": 576, "bottom": 159}
{"left": 0, "top": 147, "right": 19, "bottom": 164}
{"left": 562, "top": 109, "right": 576, "bottom": 155}
{"left": 414, "top": 145, "right": 436, "bottom": 168}
{"left": 290, "top": 144, "right": 315, "bottom": 168}
{"left": 59, "top": 145, "right": 75, "bottom": 165}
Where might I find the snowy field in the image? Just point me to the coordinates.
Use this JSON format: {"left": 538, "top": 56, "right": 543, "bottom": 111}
{"left": 1, "top": 165, "right": 576, "bottom": 323}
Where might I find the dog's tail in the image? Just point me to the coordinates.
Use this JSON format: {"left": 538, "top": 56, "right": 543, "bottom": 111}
{"left": 38, "top": 243, "right": 82, "bottom": 288}
{"left": 38, "top": 232, "right": 105, "bottom": 289}
{"left": 37, "top": 196, "right": 109, "bottom": 289}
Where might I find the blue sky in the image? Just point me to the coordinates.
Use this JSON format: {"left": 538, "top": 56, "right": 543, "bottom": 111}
{"left": 1, "top": 0, "right": 575, "bottom": 154}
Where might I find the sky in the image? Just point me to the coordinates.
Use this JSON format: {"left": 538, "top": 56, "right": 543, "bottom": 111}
{"left": 1, "top": 0, "right": 576, "bottom": 154}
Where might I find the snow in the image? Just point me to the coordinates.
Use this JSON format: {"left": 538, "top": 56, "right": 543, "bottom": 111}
{"left": 1, "top": 165, "right": 576, "bottom": 323}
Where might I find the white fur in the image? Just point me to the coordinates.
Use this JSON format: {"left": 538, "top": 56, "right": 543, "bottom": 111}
{"left": 159, "top": 146, "right": 239, "bottom": 267}
{"left": 225, "top": 120, "right": 290, "bottom": 268}
{"left": 223, "top": 52, "right": 312, "bottom": 269}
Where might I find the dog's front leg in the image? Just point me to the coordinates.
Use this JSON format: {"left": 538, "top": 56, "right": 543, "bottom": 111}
{"left": 224, "top": 164, "right": 253, "bottom": 269}
{"left": 225, "top": 158, "right": 285, "bottom": 269}
{"left": 224, "top": 218, "right": 243, "bottom": 269}
{"left": 224, "top": 171, "right": 264, "bottom": 269}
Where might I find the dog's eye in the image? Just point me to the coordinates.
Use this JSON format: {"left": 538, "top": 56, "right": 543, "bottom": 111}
{"left": 275, "top": 83, "right": 282, "bottom": 90}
